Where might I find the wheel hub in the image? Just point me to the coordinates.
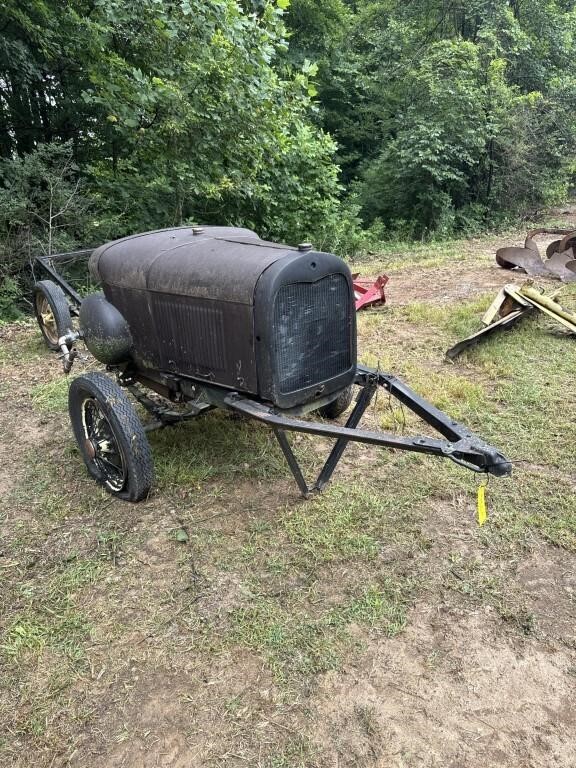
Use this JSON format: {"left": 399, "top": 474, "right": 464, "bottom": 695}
{"left": 41, "top": 309, "right": 55, "bottom": 326}
{"left": 37, "top": 295, "right": 58, "bottom": 342}
{"left": 85, "top": 437, "right": 113, "bottom": 460}
{"left": 81, "top": 397, "right": 127, "bottom": 493}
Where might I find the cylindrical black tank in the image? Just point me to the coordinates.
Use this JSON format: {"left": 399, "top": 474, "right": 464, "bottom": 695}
{"left": 89, "top": 226, "right": 356, "bottom": 409}
{"left": 79, "top": 293, "right": 133, "bottom": 364}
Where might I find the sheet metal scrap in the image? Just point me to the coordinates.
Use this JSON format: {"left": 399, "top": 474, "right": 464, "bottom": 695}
{"left": 495, "top": 228, "right": 576, "bottom": 282}
{"left": 446, "top": 281, "right": 576, "bottom": 360}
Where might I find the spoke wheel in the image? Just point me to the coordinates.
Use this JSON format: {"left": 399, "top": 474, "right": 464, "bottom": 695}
{"left": 36, "top": 293, "right": 58, "bottom": 345}
{"left": 69, "top": 372, "right": 154, "bottom": 501}
{"left": 34, "top": 280, "right": 73, "bottom": 350}
{"left": 81, "top": 397, "right": 127, "bottom": 492}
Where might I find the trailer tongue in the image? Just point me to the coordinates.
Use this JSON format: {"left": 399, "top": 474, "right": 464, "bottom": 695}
{"left": 224, "top": 366, "right": 510, "bottom": 497}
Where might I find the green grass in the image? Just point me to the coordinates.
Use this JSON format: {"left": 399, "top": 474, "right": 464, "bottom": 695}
{"left": 30, "top": 376, "right": 70, "bottom": 412}
{"left": 445, "top": 553, "right": 535, "bottom": 634}
{"left": 282, "top": 492, "right": 380, "bottom": 563}
{"left": 2, "top": 558, "right": 103, "bottom": 663}
{"left": 399, "top": 293, "right": 496, "bottom": 339}
{"left": 212, "top": 484, "right": 422, "bottom": 683}
{"left": 232, "top": 482, "right": 431, "bottom": 582}
{"left": 351, "top": 235, "right": 482, "bottom": 273}
{"left": 2, "top": 610, "right": 91, "bottom": 660}
{"left": 150, "top": 411, "right": 298, "bottom": 496}
{"left": 0, "top": 322, "right": 46, "bottom": 362}
{"left": 4, "top": 445, "right": 111, "bottom": 521}
{"left": 262, "top": 737, "right": 317, "bottom": 768}
{"left": 229, "top": 578, "right": 411, "bottom": 683}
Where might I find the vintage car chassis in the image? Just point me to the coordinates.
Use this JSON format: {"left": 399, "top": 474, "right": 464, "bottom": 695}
{"left": 34, "top": 251, "right": 512, "bottom": 498}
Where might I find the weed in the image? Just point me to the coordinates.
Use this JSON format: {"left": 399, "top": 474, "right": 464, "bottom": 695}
{"left": 229, "top": 577, "right": 411, "bottom": 682}
{"left": 262, "top": 736, "right": 316, "bottom": 768}
{"left": 445, "top": 554, "right": 534, "bottom": 631}
{"left": 30, "top": 376, "right": 69, "bottom": 412}
{"left": 336, "top": 582, "right": 411, "bottom": 634}
{"left": 2, "top": 609, "right": 90, "bottom": 661}
{"left": 1, "top": 556, "right": 103, "bottom": 665}
{"left": 150, "top": 411, "right": 293, "bottom": 496}
{"left": 355, "top": 703, "right": 379, "bottom": 738}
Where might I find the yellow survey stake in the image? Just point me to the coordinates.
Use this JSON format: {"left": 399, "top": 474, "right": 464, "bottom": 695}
{"left": 477, "top": 484, "right": 487, "bottom": 526}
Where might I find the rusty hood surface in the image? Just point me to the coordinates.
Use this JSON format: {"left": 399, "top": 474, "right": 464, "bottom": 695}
{"left": 89, "top": 226, "right": 298, "bottom": 304}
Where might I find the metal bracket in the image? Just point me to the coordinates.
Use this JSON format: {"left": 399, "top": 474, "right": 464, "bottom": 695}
{"left": 224, "top": 366, "right": 511, "bottom": 497}
{"left": 271, "top": 378, "right": 377, "bottom": 496}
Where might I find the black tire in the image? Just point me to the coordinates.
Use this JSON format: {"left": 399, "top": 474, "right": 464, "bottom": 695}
{"left": 68, "top": 372, "right": 154, "bottom": 502}
{"left": 34, "top": 280, "right": 74, "bottom": 350}
{"left": 317, "top": 385, "right": 354, "bottom": 420}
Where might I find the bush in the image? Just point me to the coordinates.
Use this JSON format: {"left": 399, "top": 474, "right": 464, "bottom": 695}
{"left": 0, "top": 275, "right": 23, "bottom": 322}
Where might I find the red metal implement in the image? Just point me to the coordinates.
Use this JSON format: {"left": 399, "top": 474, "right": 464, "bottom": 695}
{"left": 352, "top": 274, "right": 389, "bottom": 311}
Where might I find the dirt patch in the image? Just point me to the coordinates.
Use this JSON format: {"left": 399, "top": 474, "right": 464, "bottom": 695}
{"left": 311, "top": 607, "right": 576, "bottom": 767}
{"left": 517, "top": 546, "right": 576, "bottom": 645}
{"left": 381, "top": 227, "right": 575, "bottom": 307}
{"left": 386, "top": 259, "right": 512, "bottom": 306}
{"left": 67, "top": 650, "right": 290, "bottom": 768}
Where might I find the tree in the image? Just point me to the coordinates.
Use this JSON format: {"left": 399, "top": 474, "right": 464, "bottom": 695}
{"left": 0, "top": 1, "right": 344, "bottom": 255}
{"left": 0, "top": 142, "right": 91, "bottom": 314}
{"left": 286, "top": 0, "right": 576, "bottom": 235}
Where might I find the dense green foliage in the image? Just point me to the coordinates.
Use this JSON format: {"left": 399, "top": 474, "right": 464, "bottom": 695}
{"left": 1, "top": 0, "right": 576, "bottom": 311}
{"left": 286, "top": 0, "right": 576, "bottom": 236}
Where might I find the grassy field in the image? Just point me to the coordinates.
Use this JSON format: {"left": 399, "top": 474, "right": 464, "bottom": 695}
{"left": 1, "top": 216, "right": 575, "bottom": 767}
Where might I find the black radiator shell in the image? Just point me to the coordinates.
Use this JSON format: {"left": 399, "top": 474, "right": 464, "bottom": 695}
{"left": 254, "top": 251, "right": 356, "bottom": 408}
{"left": 89, "top": 226, "right": 356, "bottom": 408}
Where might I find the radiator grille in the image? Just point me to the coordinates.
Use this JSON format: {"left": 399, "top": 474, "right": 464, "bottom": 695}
{"left": 152, "top": 294, "right": 226, "bottom": 371}
{"left": 273, "top": 275, "right": 351, "bottom": 394}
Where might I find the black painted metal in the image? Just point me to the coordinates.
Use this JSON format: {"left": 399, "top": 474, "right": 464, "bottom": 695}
{"left": 355, "top": 367, "right": 473, "bottom": 442}
{"left": 90, "top": 225, "right": 356, "bottom": 407}
{"left": 272, "top": 427, "right": 311, "bottom": 497}
{"left": 314, "top": 376, "right": 376, "bottom": 491}
{"left": 273, "top": 274, "right": 352, "bottom": 394}
{"left": 79, "top": 293, "right": 133, "bottom": 364}
{"left": 223, "top": 365, "right": 512, "bottom": 488}
{"left": 253, "top": 242, "right": 356, "bottom": 408}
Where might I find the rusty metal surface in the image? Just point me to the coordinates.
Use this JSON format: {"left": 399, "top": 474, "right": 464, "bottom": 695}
{"left": 495, "top": 246, "right": 551, "bottom": 275}
{"left": 556, "top": 230, "right": 576, "bottom": 253}
{"left": 446, "top": 308, "right": 531, "bottom": 359}
{"left": 543, "top": 251, "right": 576, "bottom": 281}
{"left": 495, "top": 228, "right": 576, "bottom": 282}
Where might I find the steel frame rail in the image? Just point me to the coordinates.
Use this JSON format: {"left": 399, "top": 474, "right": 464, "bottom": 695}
{"left": 223, "top": 367, "right": 511, "bottom": 497}
{"left": 34, "top": 251, "right": 93, "bottom": 308}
